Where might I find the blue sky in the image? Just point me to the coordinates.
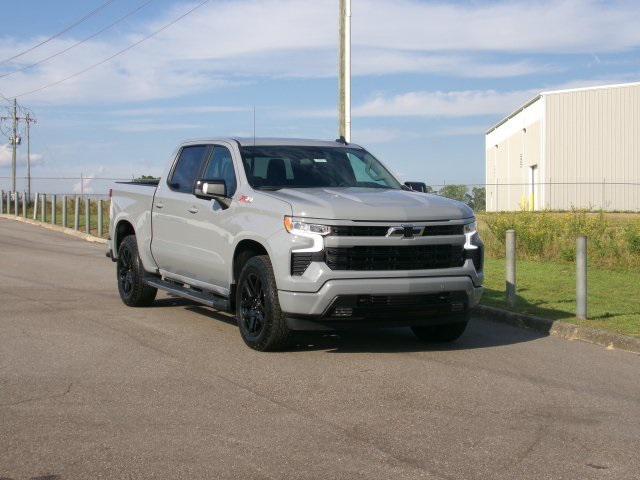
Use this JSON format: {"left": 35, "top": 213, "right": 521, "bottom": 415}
{"left": 0, "top": 0, "right": 639, "bottom": 193}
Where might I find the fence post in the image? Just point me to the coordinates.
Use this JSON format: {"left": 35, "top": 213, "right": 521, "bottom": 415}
{"left": 0, "top": 190, "right": 3, "bottom": 214}
{"left": 22, "top": 191, "right": 26, "bottom": 217}
{"left": 51, "top": 194, "right": 57, "bottom": 225}
{"left": 506, "top": 229, "right": 517, "bottom": 306}
{"left": 74, "top": 197, "right": 80, "bottom": 230}
{"left": 576, "top": 236, "right": 588, "bottom": 320}
{"left": 62, "top": 195, "right": 67, "bottom": 228}
{"left": 97, "top": 199, "right": 103, "bottom": 237}
{"left": 14, "top": 191, "right": 18, "bottom": 217}
{"left": 33, "top": 193, "right": 38, "bottom": 220}
{"left": 41, "top": 194, "right": 46, "bottom": 223}
{"left": 85, "top": 197, "right": 90, "bottom": 234}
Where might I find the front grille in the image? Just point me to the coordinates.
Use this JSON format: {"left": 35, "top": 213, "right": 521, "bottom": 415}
{"left": 329, "top": 225, "right": 389, "bottom": 236}
{"left": 422, "top": 224, "right": 464, "bottom": 236}
{"left": 325, "top": 245, "right": 465, "bottom": 271}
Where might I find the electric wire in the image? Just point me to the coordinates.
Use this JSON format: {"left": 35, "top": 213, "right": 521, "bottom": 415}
{"left": 0, "top": 0, "right": 156, "bottom": 80}
{"left": 0, "top": 0, "right": 117, "bottom": 66}
{"left": 12, "top": 0, "right": 211, "bottom": 99}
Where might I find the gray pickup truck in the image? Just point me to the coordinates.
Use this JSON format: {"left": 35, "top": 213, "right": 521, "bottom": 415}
{"left": 108, "top": 138, "right": 483, "bottom": 350}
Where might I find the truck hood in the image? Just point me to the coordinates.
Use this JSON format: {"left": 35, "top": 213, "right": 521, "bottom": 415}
{"left": 265, "top": 187, "right": 473, "bottom": 222}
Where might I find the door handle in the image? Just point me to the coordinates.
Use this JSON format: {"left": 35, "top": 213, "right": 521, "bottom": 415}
{"left": 187, "top": 206, "right": 199, "bottom": 214}
{"left": 155, "top": 203, "right": 164, "bottom": 209}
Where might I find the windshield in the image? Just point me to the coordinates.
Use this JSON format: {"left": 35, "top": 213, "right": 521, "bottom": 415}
{"left": 239, "top": 145, "right": 402, "bottom": 190}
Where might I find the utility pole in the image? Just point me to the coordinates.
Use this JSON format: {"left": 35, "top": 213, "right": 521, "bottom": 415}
{"left": 338, "top": 0, "right": 351, "bottom": 142}
{"left": 11, "top": 99, "right": 17, "bottom": 191}
{"left": 25, "top": 112, "right": 36, "bottom": 201}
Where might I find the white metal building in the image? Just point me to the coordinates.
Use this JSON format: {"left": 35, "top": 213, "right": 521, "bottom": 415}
{"left": 485, "top": 81, "right": 640, "bottom": 211}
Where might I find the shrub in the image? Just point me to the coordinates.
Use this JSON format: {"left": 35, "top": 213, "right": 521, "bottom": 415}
{"left": 477, "top": 210, "right": 640, "bottom": 270}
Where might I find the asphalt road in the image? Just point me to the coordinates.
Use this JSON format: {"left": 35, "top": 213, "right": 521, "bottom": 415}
{"left": 1, "top": 217, "right": 639, "bottom": 480}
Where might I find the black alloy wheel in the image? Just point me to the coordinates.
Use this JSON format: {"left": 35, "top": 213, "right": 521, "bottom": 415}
{"left": 239, "top": 272, "right": 266, "bottom": 340}
{"left": 116, "top": 235, "right": 157, "bottom": 307}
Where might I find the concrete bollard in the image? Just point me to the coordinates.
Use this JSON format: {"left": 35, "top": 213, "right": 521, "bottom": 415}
{"left": 97, "top": 199, "right": 103, "bottom": 238}
{"left": 74, "top": 197, "right": 80, "bottom": 230}
{"left": 85, "top": 197, "right": 90, "bottom": 234}
{"left": 0, "top": 190, "right": 4, "bottom": 214}
{"left": 51, "top": 194, "right": 57, "bottom": 225}
{"left": 576, "top": 236, "right": 588, "bottom": 320}
{"left": 33, "top": 193, "right": 38, "bottom": 220}
{"left": 62, "top": 196, "right": 67, "bottom": 228}
{"left": 6, "top": 191, "right": 11, "bottom": 215}
{"left": 506, "top": 229, "right": 517, "bottom": 307}
{"left": 14, "top": 191, "right": 18, "bottom": 217}
{"left": 22, "top": 191, "right": 27, "bottom": 217}
{"left": 41, "top": 194, "right": 46, "bottom": 223}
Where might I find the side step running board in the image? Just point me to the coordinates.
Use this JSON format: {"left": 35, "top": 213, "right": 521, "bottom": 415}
{"left": 145, "top": 277, "right": 231, "bottom": 312}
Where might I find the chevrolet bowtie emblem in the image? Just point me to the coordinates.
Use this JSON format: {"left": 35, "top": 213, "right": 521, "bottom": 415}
{"left": 402, "top": 225, "right": 415, "bottom": 238}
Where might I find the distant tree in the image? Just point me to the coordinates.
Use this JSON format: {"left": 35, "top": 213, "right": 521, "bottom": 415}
{"left": 438, "top": 184, "right": 469, "bottom": 203}
{"left": 134, "top": 175, "right": 159, "bottom": 181}
{"left": 438, "top": 185, "right": 486, "bottom": 212}
{"left": 469, "top": 187, "right": 486, "bottom": 212}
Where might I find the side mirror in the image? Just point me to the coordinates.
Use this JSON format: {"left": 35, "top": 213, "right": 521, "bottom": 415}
{"left": 194, "top": 178, "right": 230, "bottom": 208}
{"left": 404, "top": 181, "right": 429, "bottom": 193}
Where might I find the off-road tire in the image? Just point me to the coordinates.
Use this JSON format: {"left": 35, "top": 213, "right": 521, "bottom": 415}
{"left": 117, "top": 235, "right": 157, "bottom": 307}
{"left": 411, "top": 314, "right": 469, "bottom": 343}
{"left": 236, "top": 255, "right": 291, "bottom": 351}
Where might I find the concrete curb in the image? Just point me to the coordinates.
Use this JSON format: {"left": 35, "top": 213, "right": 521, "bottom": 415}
{"left": 0, "top": 214, "right": 108, "bottom": 245}
{"left": 476, "top": 304, "right": 640, "bottom": 355}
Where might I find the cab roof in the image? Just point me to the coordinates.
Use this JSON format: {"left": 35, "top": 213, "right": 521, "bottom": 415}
{"left": 180, "top": 137, "right": 363, "bottom": 149}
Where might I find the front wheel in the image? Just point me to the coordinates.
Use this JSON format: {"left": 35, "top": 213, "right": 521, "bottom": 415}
{"left": 117, "top": 235, "right": 157, "bottom": 307}
{"left": 236, "top": 255, "right": 291, "bottom": 351}
{"left": 411, "top": 315, "right": 469, "bottom": 343}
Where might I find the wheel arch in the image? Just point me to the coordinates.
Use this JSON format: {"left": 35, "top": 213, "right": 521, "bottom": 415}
{"left": 114, "top": 219, "right": 136, "bottom": 254}
{"left": 232, "top": 239, "right": 269, "bottom": 284}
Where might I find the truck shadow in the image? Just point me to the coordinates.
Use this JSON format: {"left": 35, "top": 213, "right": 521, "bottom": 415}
{"left": 161, "top": 296, "right": 547, "bottom": 353}
{"left": 289, "top": 319, "right": 547, "bottom": 354}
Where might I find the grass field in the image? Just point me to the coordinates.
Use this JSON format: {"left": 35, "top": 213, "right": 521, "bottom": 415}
{"left": 482, "top": 258, "right": 640, "bottom": 338}
{"left": 477, "top": 211, "right": 640, "bottom": 270}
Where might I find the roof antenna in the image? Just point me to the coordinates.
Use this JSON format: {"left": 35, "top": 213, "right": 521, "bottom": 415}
{"left": 335, "top": 135, "right": 348, "bottom": 144}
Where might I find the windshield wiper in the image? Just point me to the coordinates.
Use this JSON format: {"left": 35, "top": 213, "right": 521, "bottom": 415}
{"left": 254, "top": 186, "right": 283, "bottom": 191}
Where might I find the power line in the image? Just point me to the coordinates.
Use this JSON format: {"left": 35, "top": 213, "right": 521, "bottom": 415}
{"left": 0, "top": 0, "right": 156, "bottom": 80}
{"left": 0, "top": 0, "right": 117, "bottom": 67}
{"left": 12, "top": 0, "right": 211, "bottom": 99}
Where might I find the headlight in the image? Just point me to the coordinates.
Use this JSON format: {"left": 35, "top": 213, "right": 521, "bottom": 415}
{"left": 463, "top": 221, "right": 477, "bottom": 235}
{"left": 284, "top": 216, "right": 331, "bottom": 236}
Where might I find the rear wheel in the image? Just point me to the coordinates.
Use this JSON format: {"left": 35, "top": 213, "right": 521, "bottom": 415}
{"left": 411, "top": 314, "right": 469, "bottom": 343}
{"left": 236, "top": 255, "right": 291, "bottom": 351}
{"left": 117, "top": 235, "right": 157, "bottom": 307}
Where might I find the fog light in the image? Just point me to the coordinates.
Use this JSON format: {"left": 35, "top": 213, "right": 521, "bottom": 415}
{"left": 333, "top": 307, "right": 353, "bottom": 317}
{"left": 451, "top": 302, "right": 465, "bottom": 312}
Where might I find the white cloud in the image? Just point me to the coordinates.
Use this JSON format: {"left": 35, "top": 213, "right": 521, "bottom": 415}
{"left": 72, "top": 166, "right": 105, "bottom": 194}
{"left": 110, "top": 105, "right": 250, "bottom": 116}
{"left": 0, "top": 143, "right": 44, "bottom": 167}
{"left": 352, "top": 89, "right": 538, "bottom": 118}
{"left": 0, "top": 0, "right": 638, "bottom": 105}
{"left": 111, "top": 122, "right": 203, "bottom": 133}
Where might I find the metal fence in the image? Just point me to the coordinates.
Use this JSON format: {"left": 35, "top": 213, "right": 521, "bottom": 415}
{"left": 422, "top": 182, "right": 640, "bottom": 213}
{"left": 0, "top": 190, "right": 110, "bottom": 238}
{"left": 2, "top": 177, "right": 639, "bottom": 214}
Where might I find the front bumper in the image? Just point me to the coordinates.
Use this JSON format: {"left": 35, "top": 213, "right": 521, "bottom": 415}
{"left": 279, "top": 276, "right": 483, "bottom": 328}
